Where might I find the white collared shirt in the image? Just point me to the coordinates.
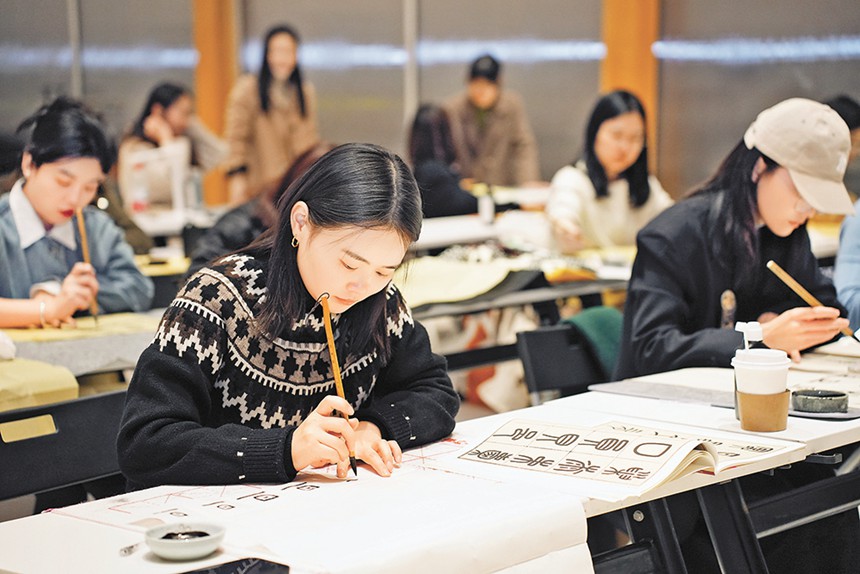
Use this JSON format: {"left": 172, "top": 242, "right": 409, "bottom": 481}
{"left": 9, "top": 179, "right": 77, "bottom": 250}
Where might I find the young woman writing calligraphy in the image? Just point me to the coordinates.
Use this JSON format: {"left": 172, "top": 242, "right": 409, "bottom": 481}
{"left": 118, "top": 143, "right": 459, "bottom": 489}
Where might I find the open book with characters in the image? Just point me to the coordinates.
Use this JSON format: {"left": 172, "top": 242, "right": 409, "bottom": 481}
{"left": 423, "top": 417, "right": 802, "bottom": 502}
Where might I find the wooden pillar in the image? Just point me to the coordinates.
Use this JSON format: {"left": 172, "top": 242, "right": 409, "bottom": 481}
{"left": 192, "top": 0, "right": 239, "bottom": 206}
{"left": 601, "top": 0, "right": 661, "bottom": 167}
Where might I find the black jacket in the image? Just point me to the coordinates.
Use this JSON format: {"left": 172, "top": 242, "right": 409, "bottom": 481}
{"left": 414, "top": 160, "right": 478, "bottom": 218}
{"left": 186, "top": 200, "right": 265, "bottom": 279}
{"left": 614, "top": 191, "right": 844, "bottom": 379}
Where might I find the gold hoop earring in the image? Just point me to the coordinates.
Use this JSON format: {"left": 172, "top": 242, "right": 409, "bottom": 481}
{"left": 291, "top": 236, "right": 299, "bottom": 248}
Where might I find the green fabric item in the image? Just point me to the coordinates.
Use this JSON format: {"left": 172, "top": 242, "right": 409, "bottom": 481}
{"left": 564, "top": 306, "right": 623, "bottom": 379}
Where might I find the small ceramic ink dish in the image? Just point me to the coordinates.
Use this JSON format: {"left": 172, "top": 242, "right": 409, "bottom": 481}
{"left": 791, "top": 389, "right": 849, "bottom": 414}
{"left": 145, "top": 523, "right": 225, "bottom": 561}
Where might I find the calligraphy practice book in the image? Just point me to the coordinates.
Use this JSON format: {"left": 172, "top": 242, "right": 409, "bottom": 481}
{"left": 424, "top": 417, "right": 800, "bottom": 502}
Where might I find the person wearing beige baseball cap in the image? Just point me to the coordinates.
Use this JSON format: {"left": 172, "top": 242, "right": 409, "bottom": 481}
{"left": 744, "top": 97, "right": 853, "bottom": 216}
{"left": 614, "top": 97, "right": 858, "bottom": 572}
{"left": 613, "top": 98, "right": 860, "bottom": 572}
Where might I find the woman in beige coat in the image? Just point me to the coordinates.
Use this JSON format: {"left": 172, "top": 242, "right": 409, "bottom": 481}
{"left": 224, "top": 24, "right": 319, "bottom": 204}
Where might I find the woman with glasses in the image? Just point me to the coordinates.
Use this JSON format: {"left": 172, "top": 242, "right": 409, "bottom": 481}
{"left": 614, "top": 97, "right": 858, "bottom": 574}
{"left": 546, "top": 90, "right": 672, "bottom": 252}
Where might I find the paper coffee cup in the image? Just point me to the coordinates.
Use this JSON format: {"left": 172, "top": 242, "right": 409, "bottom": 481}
{"left": 737, "top": 389, "right": 790, "bottom": 432}
{"left": 732, "top": 349, "right": 791, "bottom": 431}
{"left": 731, "top": 349, "right": 790, "bottom": 394}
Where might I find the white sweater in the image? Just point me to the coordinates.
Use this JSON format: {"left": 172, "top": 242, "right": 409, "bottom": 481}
{"left": 546, "top": 163, "right": 673, "bottom": 249}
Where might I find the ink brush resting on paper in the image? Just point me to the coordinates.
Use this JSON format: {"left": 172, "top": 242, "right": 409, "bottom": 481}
{"left": 74, "top": 207, "right": 99, "bottom": 326}
{"left": 766, "top": 260, "right": 854, "bottom": 339}
{"left": 319, "top": 293, "right": 359, "bottom": 477}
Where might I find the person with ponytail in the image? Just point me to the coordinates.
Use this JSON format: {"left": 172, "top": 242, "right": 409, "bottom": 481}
{"left": 615, "top": 97, "right": 859, "bottom": 574}
{"left": 224, "top": 24, "right": 320, "bottom": 205}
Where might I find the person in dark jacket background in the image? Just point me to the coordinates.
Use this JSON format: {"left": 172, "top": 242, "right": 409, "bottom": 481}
{"left": 615, "top": 98, "right": 858, "bottom": 574}
{"left": 408, "top": 104, "right": 478, "bottom": 219}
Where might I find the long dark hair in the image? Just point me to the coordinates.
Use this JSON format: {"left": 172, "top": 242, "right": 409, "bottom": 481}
{"left": 691, "top": 141, "right": 779, "bottom": 289}
{"left": 130, "top": 82, "right": 190, "bottom": 143}
{"left": 581, "top": 90, "right": 650, "bottom": 207}
{"left": 258, "top": 24, "right": 307, "bottom": 116}
{"left": 245, "top": 143, "right": 422, "bottom": 358}
{"left": 408, "top": 104, "right": 457, "bottom": 168}
{"left": 17, "top": 96, "right": 115, "bottom": 173}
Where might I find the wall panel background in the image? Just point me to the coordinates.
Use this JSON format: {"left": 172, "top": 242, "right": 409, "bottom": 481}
{"left": 1, "top": 1, "right": 859, "bottom": 199}
{"left": 658, "top": 0, "right": 860, "bottom": 196}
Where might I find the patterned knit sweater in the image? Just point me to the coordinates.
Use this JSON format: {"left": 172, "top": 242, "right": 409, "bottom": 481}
{"left": 118, "top": 254, "right": 459, "bottom": 489}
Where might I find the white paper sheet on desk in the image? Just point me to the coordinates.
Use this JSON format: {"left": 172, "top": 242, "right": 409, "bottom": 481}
{"left": 54, "top": 470, "right": 591, "bottom": 574}
{"left": 610, "top": 366, "right": 860, "bottom": 411}
{"left": 813, "top": 336, "right": 860, "bottom": 358}
{"left": 629, "top": 366, "right": 840, "bottom": 390}
{"left": 254, "top": 471, "right": 590, "bottom": 574}
{"left": 394, "top": 256, "right": 512, "bottom": 308}
{"left": 793, "top": 353, "right": 860, "bottom": 374}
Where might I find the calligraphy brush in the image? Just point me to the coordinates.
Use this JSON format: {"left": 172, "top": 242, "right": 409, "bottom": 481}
{"left": 318, "top": 293, "right": 358, "bottom": 476}
{"left": 74, "top": 207, "right": 99, "bottom": 326}
{"left": 766, "top": 260, "right": 854, "bottom": 339}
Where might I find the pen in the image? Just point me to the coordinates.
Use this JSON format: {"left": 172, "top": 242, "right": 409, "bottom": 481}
{"left": 766, "top": 259, "right": 853, "bottom": 338}
{"left": 74, "top": 207, "right": 99, "bottom": 326}
{"left": 318, "top": 293, "right": 358, "bottom": 477}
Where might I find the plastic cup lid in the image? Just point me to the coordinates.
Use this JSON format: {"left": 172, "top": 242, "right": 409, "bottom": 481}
{"left": 732, "top": 348, "right": 790, "bottom": 367}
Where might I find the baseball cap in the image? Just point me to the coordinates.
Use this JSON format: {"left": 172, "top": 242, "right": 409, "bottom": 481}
{"left": 469, "top": 54, "right": 500, "bottom": 83}
{"left": 744, "top": 98, "right": 853, "bottom": 215}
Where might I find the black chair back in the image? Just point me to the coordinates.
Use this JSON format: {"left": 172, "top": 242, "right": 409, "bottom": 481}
{"left": 516, "top": 323, "right": 606, "bottom": 405}
{"left": 0, "top": 390, "right": 126, "bottom": 500}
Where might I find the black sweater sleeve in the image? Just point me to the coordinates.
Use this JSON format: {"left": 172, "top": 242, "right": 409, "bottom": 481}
{"left": 117, "top": 304, "right": 297, "bottom": 490}
{"left": 354, "top": 315, "right": 460, "bottom": 450}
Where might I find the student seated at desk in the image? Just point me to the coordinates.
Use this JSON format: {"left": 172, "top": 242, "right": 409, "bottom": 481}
{"left": 185, "top": 142, "right": 334, "bottom": 279}
{"left": 546, "top": 90, "right": 673, "bottom": 253}
{"left": 443, "top": 54, "right": 540, "bottom": 187}
{"left": 118, "top": 143, "right": 459, "bottom": 489}
{"left": 0, "top": 98, "right": 153, "bottom": 328}
{"left": 407, "top": 104, "right": 519, "bottom": 220}
{"left": 118, "top": 82, "right": 227, "bottom": 213}
{"left": 616, "top": 98, "right": 858, "bottom": 573}
{"left": 408, "top": 104, "right": 478, "bottom": 219}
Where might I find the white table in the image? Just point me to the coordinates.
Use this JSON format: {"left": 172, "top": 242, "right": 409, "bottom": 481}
{"left": 0, "top": 449, "right": 592, "bottom": 574}
{"left": 584, "top": 371, "right": 860, "bottom": 571}
{"left": 411, "top": 214, "right": 497, "bottom": 251}
{"left": 0, "top": 390, "right": 840, "bottom": 574}
{"left": 131, "top": 208, "right": 223, "bottom": 239}
{"left": 588, "top": 367, "right": 860, "bottom": 455}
